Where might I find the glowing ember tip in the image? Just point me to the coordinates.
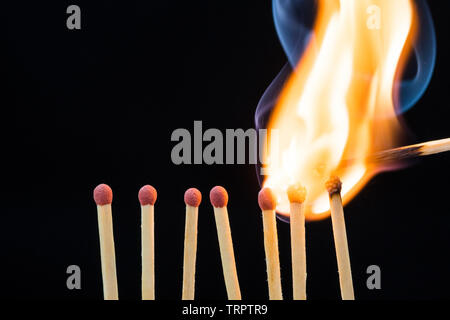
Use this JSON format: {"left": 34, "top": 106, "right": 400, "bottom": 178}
{"left": 209, "top": 186, "right": 228, "bottom": 208}
{"left": 93, "top": 183, "right": 113, "bottom": 205}
{"left": 325, "top": 176, "right": 342, "bottom": 196}
{"left": 258, "top": 187, "right": 277, "bottom": 211}
{"left": 287, "top": 184, "right": 307, "bottom": 204}
{"left": 138, "top": 185, "right": 157, "bottom": 206}
{"left": 184, "top": 188, "right": 202, "bottom": 207}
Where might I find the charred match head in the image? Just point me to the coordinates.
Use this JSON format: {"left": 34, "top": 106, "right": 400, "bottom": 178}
{"left": 93, "top": 183, "right": 113, "bottom": 205}
{"left": 210, "top": 186, "right": 229, "bottom": 208}
{"left": 258, "top": 187, "right": 277, "bottom": 211}
{"left": 325, "top": 176, "right": 342, "bottom": 196}
{"left": 184, "top": 188, "right": 202, "bottom": 207}
{"left": 287, "top": 184, "right": 307, "bottom": 204}
{"left": 138, "top": 185, "right": 157, "bottom": 206}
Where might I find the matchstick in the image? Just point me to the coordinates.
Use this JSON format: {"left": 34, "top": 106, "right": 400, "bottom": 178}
{"left": 139, "top": 185, "right": 157, "bottom": 300}
{"left": 342, "top": 137, "right": 450, "bottom": 167}
{"left": 287, "top": 184, "right": 307, "bottom": 300}
{"left": 210, "top": 186, "right": 242, "bottom": 300}
{"left": 258, "top": 187, "right": 283, "bottom": 300}
{"left": 326, "top": 176, "right": 354, "bottom": 300}
{"left": 93, "top": 184, "right": 118, "bottom": 300}
{"left": 182, "top": 188, "right": 202, "bottom": 300}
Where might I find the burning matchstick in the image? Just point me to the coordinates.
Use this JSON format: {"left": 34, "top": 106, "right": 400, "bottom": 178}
{"left": 343, "top": 137, "right": 450, "bottom": 167}
{"left": 326, "top": 176, "right": 354, "bottom": 300}
{"left": 287, "top": 184, "right": 307, "bottom": 300}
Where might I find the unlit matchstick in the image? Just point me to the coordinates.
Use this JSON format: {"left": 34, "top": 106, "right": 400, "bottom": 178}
{"left": 93, "top": 184, "right": 119, "bottom": 300}
{"left": 210, "top": 186, "right": 242, "bottom": 300}
{"left": 326, "top": 176, "right": 354, "bottom": 300}
{"left": 258, "top": 187, "right": 283, "bottom": 300}
{"left": 182, "top": 188, "right": 201, "bottom": 300}
{"left": 287, "top": 184, "right": 307, "bottom": 300}
{"left": 139, "top": 185, "right": 157, "bottom": 300}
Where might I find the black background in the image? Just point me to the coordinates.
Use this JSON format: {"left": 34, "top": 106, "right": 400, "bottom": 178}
{"left": 0, "top": 0, "right": 449, "bottom": 300}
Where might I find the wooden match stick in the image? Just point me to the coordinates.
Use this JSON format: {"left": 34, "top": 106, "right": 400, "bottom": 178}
{"left": 287, "top": 184, "right": 307, "bottom": 300}
{"left": 93, "top": 184, "right": 119, "bottom": 300}
{"left": 182, "top": 188, "right": 201, "bottom": 300}
{"left": 342, "top": 137, "right": 450, "bottom": 167}
{"left": 210, "top": 186, "right": 242, "bottom": 300}
{"left": 258, "top": 187, "right": 283, "bottom": 300}
{"left": 139, "top": 185, "right": 157, "bottom": 300}
{"left": 326, "top": 176, "right": 354, "bottom": 300}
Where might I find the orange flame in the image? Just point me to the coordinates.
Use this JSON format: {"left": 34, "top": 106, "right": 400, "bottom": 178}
{"left": 263, "top": 0, "right": 418, "bottom": 220}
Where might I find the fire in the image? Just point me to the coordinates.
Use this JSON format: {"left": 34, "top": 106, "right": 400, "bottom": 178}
{"left": 263, "top": 0, "right": 418, "bottom": 220}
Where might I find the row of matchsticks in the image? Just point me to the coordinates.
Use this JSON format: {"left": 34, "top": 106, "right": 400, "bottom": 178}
{"left": 93, "top": 176, "right": 353, "bottom": 300}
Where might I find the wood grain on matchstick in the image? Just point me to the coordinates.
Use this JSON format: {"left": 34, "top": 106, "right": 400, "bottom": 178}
{"left": 326, "top": 177, "right": 354, "bottom": 300}
{"left": 96, "top": 204, "right": 119, "bottom": 300}
{"left": 210, "top": 186, "right": 242, "bottom": 300}
{"left": 288, "top": 184, "right": 307, "bottom": 300}
{"left": 259, "top": 187, "right": 283, "bottom": 300}
{"left": 139, "top": 185, "right": 157, "bottom": 300}
{"left": 94, "top": 184, "right": 118, "bottom": 300}
{"left": 141, "top": 204, "right": 155, "bottom": 300}
{"left": 342, "top": 137, "right": 450, "bottom": 167}
{"left": 182, "top": 188, "right": 201, "bottom": 300}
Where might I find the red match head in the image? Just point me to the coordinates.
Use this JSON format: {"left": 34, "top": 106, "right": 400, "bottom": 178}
{"left": 184, "top": 188, "right": 202, "bottom": 207}
{"left": 209, "top": 186, "right": 228, "bottom": 208}
{"left": 138, "top": 185, "right": 157, "bottom": 206}
{"left": 93, "top": 184, "right": 113, "bottom": 205}
{"left": 258, "top": 187, "right": 277, "bottom": 211}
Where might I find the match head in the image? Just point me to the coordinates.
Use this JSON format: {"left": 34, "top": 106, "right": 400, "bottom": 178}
{"left": 258, "top": 187, "right": 277, "bottom": 211}
{"left": 184, "top": 188, "right": 202, "bottom": 207}
{"left": 210, "top": 186, "right": 229, "bottom": 208}
{"left": 93, "top": 184, "right": 113, "bottom": 205}
{"left": 287, "top": 184, "right": 307, "bottom": 203}
{"left": 138, "top": 185, "right": 157, "bottom": 206}
{"left": 325, "top": 175, "right": 342, "bottom": 195}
